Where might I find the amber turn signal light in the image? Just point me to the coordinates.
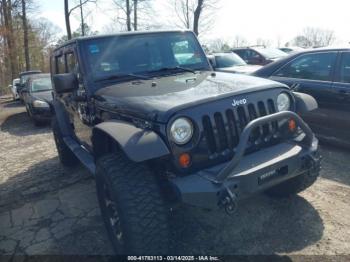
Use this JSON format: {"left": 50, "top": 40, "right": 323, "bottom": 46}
{"left": 179, "top": 153, "right": 191, "bottom": 168}
{"left": 288, "top": 119, "right": 297, "bottom": 132}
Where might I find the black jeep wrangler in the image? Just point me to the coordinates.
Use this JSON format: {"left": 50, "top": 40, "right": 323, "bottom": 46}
{"left": 50, "top": 30, "right": 321, "bottom": 254}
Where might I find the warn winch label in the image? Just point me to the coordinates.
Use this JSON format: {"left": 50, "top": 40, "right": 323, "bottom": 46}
{"left": 258, "top": 166, "right": 289, "bottom": 185}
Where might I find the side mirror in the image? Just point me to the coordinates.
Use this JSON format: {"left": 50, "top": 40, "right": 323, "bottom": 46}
{"left": 52, "top": 73, "right": 78, "bottom": 94}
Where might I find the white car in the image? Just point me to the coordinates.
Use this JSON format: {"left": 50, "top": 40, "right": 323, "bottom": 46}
{"left": 10, "top": 78, "right": 20, "bottom": 100}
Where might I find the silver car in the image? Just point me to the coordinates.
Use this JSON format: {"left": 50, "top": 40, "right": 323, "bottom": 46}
{"left": 10, "top": 78, "right": 20, "bottom": 100}
{"left": 208, "top": 53, "right": 262, "bottom": 74}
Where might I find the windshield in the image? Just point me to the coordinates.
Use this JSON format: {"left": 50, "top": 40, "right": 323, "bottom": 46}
{"left": 215, "top": 53, "right": 247, "bottom": 67}
{"left": 30, "top": 78, "right": 52, "bottom": 92}
{"left": 256, "top": 48, "right": 288, "bottom": 59}
{"left": 81, "top": 32, "right": 210, "bottom": 81}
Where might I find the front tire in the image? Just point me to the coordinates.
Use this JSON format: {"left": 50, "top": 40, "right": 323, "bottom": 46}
{"left": 52, "top": 117, "right": 79, "bottom": 167}
{"left": 96, "top": 153, "right": 170, "bottom": 254}
{"left": 265, "top": 171, "right": 319, "bottom": 198}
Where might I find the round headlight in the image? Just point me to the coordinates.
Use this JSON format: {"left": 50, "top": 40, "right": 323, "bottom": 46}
{"left": 170, "top": 118, "right": 193, "bottom": 145}
{"left": 277, "top": 93, "right": 291, "bottom": 111}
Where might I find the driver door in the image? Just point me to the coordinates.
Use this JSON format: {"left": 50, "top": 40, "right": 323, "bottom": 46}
{"left": 55, "top": 48, "right": 94, "bottom": 150}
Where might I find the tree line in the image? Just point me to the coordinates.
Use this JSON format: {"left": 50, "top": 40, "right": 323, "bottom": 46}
{"left": 0, "top": 0, "right": 60, "bottom": 94}
{"left": 206, "top": 27, "right": 336, "bottom": 53}
{"left": 0, "top": 0, "right": 338, "bottom": 94}
{"left": 0, "top": 0, "right": 217, "bottom": 94}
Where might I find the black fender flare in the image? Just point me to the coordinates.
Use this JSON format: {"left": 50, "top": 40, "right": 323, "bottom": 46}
{"left": 92, "top": 121, "right": 170, "bottom": 162}
{"left": 293, "top": 92, "right": 318, "bottom": 114}
{"left": 51, "top": 100, "right": 74, "bottom": 137}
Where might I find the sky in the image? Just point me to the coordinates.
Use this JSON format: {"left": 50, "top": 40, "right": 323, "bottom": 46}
{"left": 37, "top": 0, "right": 350, "bottom": 46}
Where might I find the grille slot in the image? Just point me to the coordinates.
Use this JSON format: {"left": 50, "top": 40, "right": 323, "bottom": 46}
{"left": 202, "top": 100, "right": 279, "bottom": 157}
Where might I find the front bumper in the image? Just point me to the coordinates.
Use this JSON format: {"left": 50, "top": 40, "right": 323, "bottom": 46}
{"left": 170, "top": 111, "right": 321, "bottom": 210}
{"left": 31, "top": 107, "right": 52, "bottom": 122}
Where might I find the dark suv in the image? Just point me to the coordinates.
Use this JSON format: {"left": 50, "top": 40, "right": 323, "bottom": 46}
{"left": 232, "top": 46, "right": 288, "bottom": 65}
{"left": 16, "top": 70, "right": 42, "bottom": 101}
{"left": 50, "top": 30, "right": 321, "bottom": 254}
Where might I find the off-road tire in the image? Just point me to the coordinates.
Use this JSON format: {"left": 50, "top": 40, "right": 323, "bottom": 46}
{"left": 265, "top": 171, "right": 319, "bottom": 198}
{"left": 96, "top": 153, "right": 170, "bottom": 254}
{"left": 52, "top": 117, "right": 79, "bottom": 167}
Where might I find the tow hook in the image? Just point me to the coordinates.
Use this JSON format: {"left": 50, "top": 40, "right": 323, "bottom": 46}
{"left": 220, "top": 185, "right": 238, "bottom": 215}
{"left": 307, "top": 153, "right": 322, "bottom": 176}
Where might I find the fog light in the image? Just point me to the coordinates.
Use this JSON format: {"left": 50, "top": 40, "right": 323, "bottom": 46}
{"left": 288, "top": 119, "right": 297, "bottom": 132}
{"left": 179, "top": 153, "right": 191, "bottom": 168}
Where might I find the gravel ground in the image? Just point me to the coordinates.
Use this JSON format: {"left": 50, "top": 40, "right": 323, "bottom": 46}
{"left": 0, "top": 97, "right": 350, "bottom": 257}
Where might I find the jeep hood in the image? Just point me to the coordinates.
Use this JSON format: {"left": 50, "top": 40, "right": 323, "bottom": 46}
{"left": 94, "top": 71, "right": 286, "bottom": 123}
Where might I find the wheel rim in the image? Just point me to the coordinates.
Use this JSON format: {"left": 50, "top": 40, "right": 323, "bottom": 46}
{"left": 101, "top": 182, "right": 124, "bottom": 250}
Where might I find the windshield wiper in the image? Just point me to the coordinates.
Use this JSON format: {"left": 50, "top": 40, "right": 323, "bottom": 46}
{"left": 150, "top": 66, "right": 197, "bottom": 74}
{"left": 95, "top": 73, "right": 151, "bottom": 82}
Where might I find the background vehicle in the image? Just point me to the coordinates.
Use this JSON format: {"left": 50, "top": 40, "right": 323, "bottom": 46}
{"left": 254, "top": 47, "right": 350, "bottom": 146}
{"left": 16, "top": 70, "right": 42, "bottom": 101}
{"left": 232, "top": 46, "right": 288, "bottom": 65}
{"left": 50, "top": 30, "right": 320, "bottom": 255}
{"left": 10, "top": 78, "right": 20, "bottom": 100}
{"left": 22, "top": 74, "right": 52, "bottom": 126}
{"left": 208, "top": 53, "right": 261, "bottom": 74}
{"left": 279, "top": 46, "right": 305, "bottom": 54}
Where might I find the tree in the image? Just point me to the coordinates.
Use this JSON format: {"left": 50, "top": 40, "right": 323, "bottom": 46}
{"left": 232, "top": 35, "right": 248, "bottom": 48}
{"left": 207, "top": 38, "right": 231, "bottom": 52}
{"left": 171, "top": 0, "right": 218, "bottom": 36}
{"left": 1, "top": 0, "right": 18, "bottom": 80}
{"left": 64, "top": 0, "right": 71, "bottom": 39}
{"left": 292, "top": 27, "right": 336, "bottom": 48}
{"left": 21, "top": 0, "right": 30, "bottom": 70}
{"left": 0, "top": 1, "right": 61, "bottom": 92}
{"left": 113, "top": 0, "right": 152, "bottom": 31}
{"left": 256, "top": 38, "right": 271, "bottom": 47}
{"left": 64, "top": 0, "right": 96, "bottom": 40}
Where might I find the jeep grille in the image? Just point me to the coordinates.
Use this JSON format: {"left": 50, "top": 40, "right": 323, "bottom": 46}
{"left": 202, "top": 99, "right": 279, "bottom": 158}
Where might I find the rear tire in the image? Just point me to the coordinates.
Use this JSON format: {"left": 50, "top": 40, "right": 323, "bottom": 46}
{"left": 96, "top": 153, "right": 170, "bottom": 254}
{"left": 265, "top": 171, "right": 319, "bottom": 198}
{"left": 52, "top": 117, "right": 79, "bottom": 167}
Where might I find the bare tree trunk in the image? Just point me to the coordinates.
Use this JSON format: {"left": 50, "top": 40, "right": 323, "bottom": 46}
{"left": 185, "top": 0, "right": 189, "bottom": 28}
{"left": 22, "top": 0, "right": 30, "bottom": 70}
{"left": 2, "top": 0, "right": 17, "bottom": 79}
{"left": 133, "top": 0, "right": 137, "bottom": 31}
{"left": 126, "top": 0, "right": 131, "bottom": 31}
{"left": 64, "top": 0, "right": 72, "bottom": 39}
{"left": 79, "top": 0, "right": 85, "bottom": 36}
{"left": 193, "top": 0, "right": 203, "bottom": 36}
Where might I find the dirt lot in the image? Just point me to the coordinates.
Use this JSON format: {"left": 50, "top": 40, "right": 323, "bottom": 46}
{"left": 0, "top": 96, "right": 350, "bottom": 256}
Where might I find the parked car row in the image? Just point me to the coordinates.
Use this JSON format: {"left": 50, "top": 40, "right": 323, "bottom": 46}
{"left": 9, "top": 70, "right": 53, "bottom": 126}
{"left": 232, "top": 46, "right": 289, "bottom": 65}
{"left": 253, "top": 47, "right": 350, "bottom": 146}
